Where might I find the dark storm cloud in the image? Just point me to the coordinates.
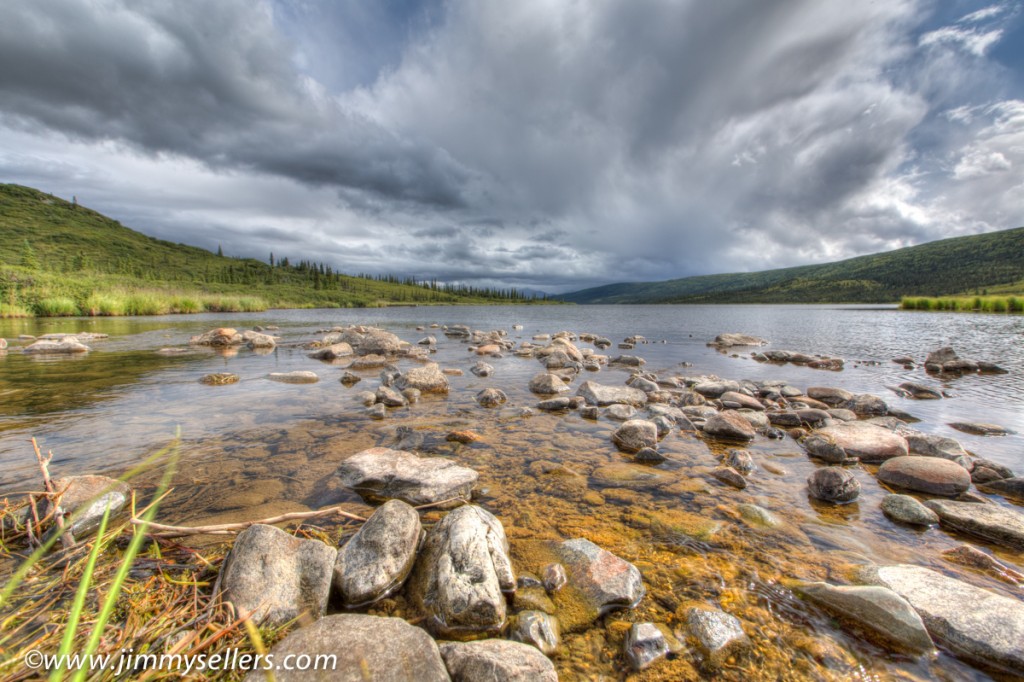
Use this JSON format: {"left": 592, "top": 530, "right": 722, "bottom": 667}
{"left": 0, "top": 0, "right": 1021, "bottom": 291}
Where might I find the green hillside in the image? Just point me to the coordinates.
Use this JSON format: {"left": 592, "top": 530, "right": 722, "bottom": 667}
{"left": 0, "top": 184, "right": 540, "bottom": 316}
{"left": 561, "top": 227, "right": 1024, "bottom": 304}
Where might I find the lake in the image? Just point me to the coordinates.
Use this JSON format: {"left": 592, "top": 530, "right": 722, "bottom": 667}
{"left": 2, "top": 304, "right": 1023, "bottom": 680}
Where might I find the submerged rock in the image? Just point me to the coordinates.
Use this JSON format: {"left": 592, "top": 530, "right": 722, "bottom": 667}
{"left": 508, "top": 610, "right": 561, "bottom": 655}
{"left": 221, "top": 524, "right": 335, "bottom": 625}
{"left": 709, "top": 333, "right": 767, "bottom": 348}
{"left": 624, "top": 622, "right": 681, "bottom": 671}
{"left": 558, "top": 538, "right": 644, "bottom": 623}
{"left": 881, "top": 494, "right": 939, "bottom": 526}
{"left": 476, "top": 387, "right": 508, "bottom": 408}
{"left": 686, "top": 608, "right": 750, "bottom": 668}
{"left": 409, "top": 505, "right": 515, "bottom": 638}
{"left": 925, "top": 499, "right": 1024, "bottom": 550}
{"left": 266, "top": 371, "right": 319, "bottom": 384}
{"left": 333, "top": 499, "right": 421, "bottom": 608}
{"left": 200, "top": 372, "right": 239, "bottom": 386}
{"left": 866, "top": 564, "right": 1024, "bottom": 674}
{"left": 807, "top": 467, "right": 860, "bottom": 504}
{"left": 246, "top": 614, "right": 449, "bottom": 682}
{"left": 611, "top": 419, "right": 658, "bottom": 453}
{"left": 439, "top": 640, "right": 557, "bottom": 682}
{"left": 337, "top": 447, "right": 478, "bottom": 506}
{"left": 702, "top": 411, "right": 756, "bottom": 441}
{"left": 948, "top": 422, "right": 1013, "bottom": 437}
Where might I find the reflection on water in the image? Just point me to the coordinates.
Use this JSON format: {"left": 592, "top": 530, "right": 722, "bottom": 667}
{"left": 1, "top": 305, "right": 1022, "bottom": 680}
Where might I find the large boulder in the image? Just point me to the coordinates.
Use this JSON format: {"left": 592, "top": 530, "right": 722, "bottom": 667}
{"left": 221, "top": 524, "right": 336, "bottom": 625}
{"left": 877, "top": 456, "right": 971, "bottom": 497}
{"left": 245, "top": 614, "right": 450, "bottom": 682}
{"left": 558, "top": 538, "right": 644, "bottom": 625}
{"left": 396, "top": 363, "right": 450, "bottom": 394}
{"left": 576, "top": 381, "right": 647, "bottom": 407}
{"left": 866, "top": 564, "right": 1024, "bottom": 674}
{"left": 925, "top": 499, "right": 1024, "bottom": 550}
{"left": 337, "top": 448, "right": 478, "bottom": 506}
{"left": 409, "top": 505, "right": 515, "bottom": 638}
{"left": 794, "top": 582, "right": 933, "bottom": 654}
{"left": 702, "top": 411, "right": 756, "bottom": 441}
{"left": 814, "top": 422, "right": 908, "bottom": 463}
{"left": 358, "top": 329, "right": 406, "bottom": 356}
{"left": 333, "top": 500, "right": 421, "bottom": 608}
{"left": 24, "top": 338, "right": 90, "bottom": 354}
{"left": 439, "top": 640, "right": 557, "bottom": 682}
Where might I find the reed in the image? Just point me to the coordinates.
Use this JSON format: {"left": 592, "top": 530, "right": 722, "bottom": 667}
{"left": 900, "top": 295, "right": 1024, "bottom": 313}
{"left": 33, "top": 297, "right": 80, "bottom": 317}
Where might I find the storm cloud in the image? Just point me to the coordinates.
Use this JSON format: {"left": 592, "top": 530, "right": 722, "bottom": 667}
{"left": 1, "top": 0, "right": 1021, "bottom": 291}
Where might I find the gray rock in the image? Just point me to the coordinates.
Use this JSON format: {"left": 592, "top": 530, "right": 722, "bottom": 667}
{"left": 881, "top": 494, "right": 939, "bottom": 526}
{"left": 23, "top": 339, "right": 90, "bottom": 354}
{"left": 899, "top": 382, "right": 943, "bottom": 399}
{"left": 803, "top": 434, "right": 849, "bottom": 463}
{"left": 47, "top": 475, "right": 131, "bottom": 537}
{"left": 542, "top": 563, "right": 567, "bottom": 592}
{"left": 470, "top": 361, "right": 494, "bottom": 377}
{"left": 580, "top": 406, "right": 599, "bottom": 420}
{"left": 611, "top": 419, "right": 659, "bottom": 453}
{"left": 843, "top": 393, "right": 889, "bottom": 416}
{"left": 410, "top": 505, "right": 514, "bottom": 638}
{"left": 624, "top": 622, "right": 681, "bottom": 671}
{"left": 366, "top": 403, "right": 388, "bottom": 419}
{"left": 925, "top": 499, "right": 1024, "bottom": 549}
{"left": 651, "top": 415, "right": 674, "bottom": 437}
{"left": 439, "top": 640, "right": 556, "bottom": 682}
{"left": 476, "top": 387, "right": 508, "bottom": 408}
{"left": 309, "top": 342, "right": 355, "bottom": 360}
{"left": 794, "top": 582, "right": 933, "bottom": 654}
{"left": 702, "top": 411, "right": 756, "bottom": 441}
{"left": 339, "top": 371, "right": 361, "bottom": 386}
{"left": 559, "top": 538, "right": 644, "bottom": 618}
{"left": 375, "top": 385, "right": 407, "bottom": 407}
{"left": 528, "top": 373, "right": 570, "bottom": 395}
{"left": 925, "top": 346, "right": 959, "bottom": 365}
{"left": 978, "top": 476, "right": 1024, "bottom": 501}
{"left": 710, "top": 333, "right": 767, "bottom": 348}
{"left": 333, "top": 500, "right": 421, "bottom": 608}
{"left": 686, "top": 608, "right": 749, "bottom": 668}
{"left": 814, "top": 422, "right": 908, "bottom": 463}
{"left": 807, "top": 467, "right": 860, "bottom": 504}
{"left": 866, "top": 564, "right": 1024, "bottom": 674}
{"left": 267, "top": 371, "right": 319, "bottom": 384}
{"left": 221, "top": 524, "right": 336, "bottom": 625}
{"left": 537, "top": 397, "right": 572, "bottom": 411}
{"left": 970, "top": 459, "right": 1014, "bottom": 483}
{"left": 878, "top": 456, "right": 971, "bottom": 497}
{"left": 337, "top": 447, "right": 478, "bottom": 506}
{"left": 720, "top": 391, "right": 764, "bottom": 411}
{"left": 605, "top": 403, "right": 637, "bottom": 421}
{"left": 508, "top": 611, "right": 561, "bottom": 655}
{"left": 244, "top": 332, "right": 276, "bottom": 349}
{"left": 358, "top": 329, "right": 405, "bottom": 356}
{"left": 245, "top": 614, "right": 450, "bottom": 682}
{"left": 896, "top": 428, "right": 969, "bottom": 461}
{"left": 396, "top": 363, "right": 450, "bottom": 394}
{"left": 949, "top": 422, "right": 1013, "bottom": 437}
{"left": 737, "top": 504, "right": 780, "bottom": 528}
{"left": 726, "top": 449, "right": 755, "bottom": 474}
{"left": 418, "top": 335, "right": 437, "bottom": 346}
{"left": 634, "top": 447, "right": 667, "bottom": 463}
{"left": 576, "top": 381, "right": 647, "bottom": 406}
{"left": 403, "top": 387, "right": 422, "bottom": 404}
{"left": 693, "top": 380, "right": 742, "bottom": 398}
{"left": 806, "top": 386, "right": 854, "bottom": 406}
{"left": 610, "top": 354, "right": 646, "bottom": 367}
{"left": 712, "top": 466, "right": 747, "bottom": 489}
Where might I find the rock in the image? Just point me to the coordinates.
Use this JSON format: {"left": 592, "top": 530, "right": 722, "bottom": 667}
{"left": 418, "top": 335, "right": 437, "bottom": 346}
{"left": 221, "top": 524, "right": 335, "bottom": 625}
{"left": 244, "top": 332, "right": 276, "bottom": 349}
{"left": 720, "top": 391, "right": 764, "bottom": 411}
{"left": 47, "top": 475, "right": 131, "bottom": 537}
{"left": 768, "top": 411, "right": 802, "bottom": 428}
{"left": 866, "top": 564, "right": 1024, "bottom": 674}
{"left": 693, "top": 380, "right": 742, "bottom": 398}
{"left": 403, "top": 387, "right": 422, "bottom": 404}
{"left": 337, "top": 448, "right": 478, "bottom": 506}
{"left": 439, "top": 640, "right": 557, "bottom": 682}
{"left": 376, "top": 385, "right": 407, "bottom": 407}
{"left": 580, "top": 406, "right": 599, "bottom": 420}
{"left": 200, "top": 372, "right": 239, "bottom": 386}
{"left": 409, "top": 505, "right": 515, "bottom": 638}
{"left": 702, "top": 411, "right": 756, "bottom": 441}
{"left": 897, "top": 429, "right": 969, "bottom": 461}
{"left": 978, "top": 477, "right": 1024, "bottom": 501}
{"left": 624, "top": 622, "right": 680, "bottom": 671}
{"left": 609, "top": 354, "right": 646, "bottom": 367}
{"left": 339, "top": 371, "right": 361, "bottom": 386}
{"left": 334, "top": 500, "right": 421, "bottom": 607}
{"left": 350, "top": 354, "right": 388, "bottom": 370}
{"left": 634, "top": 447, "right": 667, "bottom": 463}
{"left": 877, "top": 456, "right": 970, "bottom": 497}
{"left": 245, "top": 614, "right": 449, "bottom": 682}
{"left": 267, "top": 371, "right": 319, "bottom": 384}
{"left": 309, "top": 342, "right": 354, "bottom": 360}
{"left": 470, "top": 361, "right": 494, "bottom": 377}
{"left": 528, "top": 373, "right": 569, "bottom": 395}
{"left": 446, "top": 430, "right": 482, "bottom": 444}
{"left": 899, "top": 382, "right": 943, "bottom": 399}
{"left": 0, "top": 338, "right": 6, "bottom": 350}
{"left": 366, "top": 403, "right": 387, "bottom": 419}
{"left": 611, "top": 419, "right": 659, "bottom": 453}
{"left": 475, "top": 387, "right": 507, "bottom": 408}
{"left": 536, "top": 396, "right": 572, "bottom": 411}
{"left": 686, "top": 608, "right": 750, "bottom": 668}
{"left": 508, "top": 611, "right": 561, "bottom": 655}
{"left": 843, "top": 393, "right": 889, "bottom": 416}
{"left": 971, "top": 459, "right": 1014, "bottom": 482}
{"left": 794, "top": 582, "right": 933, "bottom": 654}
{"left": 925, "top": 499, "right": 1024, "bottom": 549}
{"left": 941, "top": 545, "right": 1024, "bottom": 585}
{"left": 397, "top": 363, "right": 450, "bottom": 394}
{"left": 559, "top": 538, "right": 645, "bottom": 619}
{"left": 605, "top": 404, "right": 637, "bottom": 421}
{"left": 23, "top": 339, "right": 90, "bottom": 354}
{"left": 881, "top": 494, "right": 939, "bottom": 526}
{"left": 542, "top": 563, "right": 567, "bottom": 592}
{"left": 576, "top": 381, "right": 647, "bottom": 407}
{"left": 925, "top": 346, "right": 959, "bottom": 365}
{"left": 807, "top": 467, "right": 860, "bottom": 504}
{"left": 710, "top": 333, "right": 767, "bottom": 348}
{"left": 357, "top": 329, "right": 405, "bottom": 356}
{"left": 514, "top": 586, "right": 556, "bottom": 615}
{"left": 726, "top": 449, "right": 755, "bottom": 474}
{"left": 806, "top": 387, "right": 853, "bottom": 406}
{"left": 814, "top": 422, "right": 908, "bottom": 463}
{"left": 737, "top": 504, "right": 780, "bottom": 528}
{"left": 949, "top": 422, "right": 1013, "bottom": 436}
{"left": 712, "top": 466, "right": 747, "bottom": 489}
{"left": 803, "top": 434, "right": 849, "bottom": 463}
{"left": 189, "top": 328, "right": 242, "bottom": 346}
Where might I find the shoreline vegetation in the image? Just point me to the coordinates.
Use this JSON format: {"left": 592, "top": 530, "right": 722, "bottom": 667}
{"left": 900, "top": 295, "right": 1024, "bottom": 313}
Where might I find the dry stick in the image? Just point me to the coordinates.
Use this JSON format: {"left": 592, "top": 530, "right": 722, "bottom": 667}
{"left": 31, "top": 437, "right": 75, "bottom": 549}
{"left": 132, "top": 505, "right": 368, "bottom": 538}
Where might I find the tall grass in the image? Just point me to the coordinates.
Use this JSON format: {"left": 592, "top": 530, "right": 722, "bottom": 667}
{"left": 901, "top": 295, "right": 1024, "bottom": 313}
{"left": 0, "top": 302, "right": 32, "bottom": 318}
{"left": 33, "top": 297, "right": 80, "bottom": 316}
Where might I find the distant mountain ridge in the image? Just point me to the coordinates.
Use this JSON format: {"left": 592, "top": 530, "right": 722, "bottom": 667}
{"left": 560, "top": 227, "right": 1024, "bottom": 304}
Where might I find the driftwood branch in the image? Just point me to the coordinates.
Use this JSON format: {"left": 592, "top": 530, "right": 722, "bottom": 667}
{"left": 31, "top": 437, "right": 75, "bottom": 548}
{"left": 132, "top": 505, "right": 368, "bottom": 538}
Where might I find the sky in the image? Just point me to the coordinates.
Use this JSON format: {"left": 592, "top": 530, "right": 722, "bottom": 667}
{"left": 1, "top": 1, "right": 1022, "bottom": 293}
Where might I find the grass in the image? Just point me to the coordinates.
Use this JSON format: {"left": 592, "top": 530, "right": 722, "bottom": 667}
{"left": 900, "top": 295, "right": 1024, "bottom": 313}
{"left": 1, "top": 302, "right": 32, "bottom": 318}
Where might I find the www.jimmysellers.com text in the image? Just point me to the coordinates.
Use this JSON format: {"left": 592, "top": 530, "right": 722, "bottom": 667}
{"left": 23, "top": 648, "right": 338, "bottom": 676}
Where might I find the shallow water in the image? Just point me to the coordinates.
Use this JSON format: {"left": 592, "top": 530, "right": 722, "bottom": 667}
{"left": 2, "top": 305, "right": 1023, "bottom": 680}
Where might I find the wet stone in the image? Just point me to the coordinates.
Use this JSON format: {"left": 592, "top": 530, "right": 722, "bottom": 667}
{"left": 605, "top": 403, "right": 637, "bottom": 421}
{"left": 634, "top": 447, "right": 666, "bottom": 463}
{"left": 611, "top": 419, "right": 658, "bottom": 453}
{"left": 337, "top": 447, "right": 478, "bottom": 506}
{"left": 266, "top": 371, "right": 319, "bottom": 384}
{"left": 537, "top": 397, "right": 572, "bottom": 411}
{"left": 624, "top": 622, "right": 681, "bottom": 671}
{"left": 559, "top": 538, "right": 645, "bottom": 626}
{"left": 949, "top": 422, "right": 1013, "bottom": 437}
{"left": 712, "top": 466, "right": 747, "bottom": 489}
{"left": 877, "top": 456, "right": 971, "bottom": 497}
{"left": 200, "top": 372, "right": 239, "bottom": 386}
{"left": 925, "top": 499, "right": 1024, "bottom": 550}
{"left": 528, "top": 373, "right": 570, "bottom": 395}
{"left": 807, "top": 467, "right": 860, "bottom": 504}
{"left": 48, "top": 475, "right": 131, "bottom": 538}
{"left": 576, "top": 380, "right": 648, "bottom": 406}
{"left": 476, "top": 387, "right": 508, "bottom": 408}
{"left": 702, "top": 410, "right": 756, "bottom": 441}
{"left": 737, "top": 503, "right": 780, "bottom": 528}
{"left": 333, "top": 499, "right": 421, "bottom": 608}
{"left": 726, "top": 449, "right": 755, "bottom": 474}
{"left": 508, "top": 610, "right": 561, "bottom": 655}
{"left": 881, "top": 494, "right": 939, "bottom": 526}
{"left": 542, "top": 563, "right": 567, "bottom": 592}
{"left": 814, "top": 422, "right": 908, "bottom": 463}
{"left": 439, "top": 640, "right": 557, "bottom": 682}
{"left": 686, "top": 608, "right": 750, "bottom": 668}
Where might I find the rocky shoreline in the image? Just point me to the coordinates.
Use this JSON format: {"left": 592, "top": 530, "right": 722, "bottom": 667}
{"left": 6, "top": 323, "right": 1024, "bottom": 680}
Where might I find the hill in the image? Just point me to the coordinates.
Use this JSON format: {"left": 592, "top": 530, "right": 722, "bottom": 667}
{"left": 0, "top": 184, "right": 539, "bottom": 316}
{"left": 560, "top": 227, "right": 1024, "bottom": 304}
